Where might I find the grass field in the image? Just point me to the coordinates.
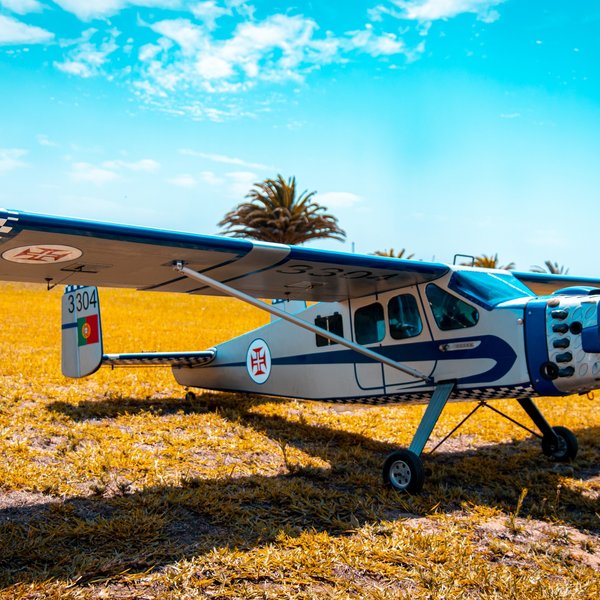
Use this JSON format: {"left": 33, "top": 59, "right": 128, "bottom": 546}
{"left": 0, "top": 283, "right": 598, "bottom": 599}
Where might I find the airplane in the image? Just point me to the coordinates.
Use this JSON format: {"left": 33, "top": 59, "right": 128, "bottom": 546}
{"left": 1, "top": 207, "right": 598, "bottom": 493}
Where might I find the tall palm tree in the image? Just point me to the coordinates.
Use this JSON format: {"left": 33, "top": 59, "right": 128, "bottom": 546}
{"left": 472, "top": 253, "right": 515, "bottom": 270}
{"left": 218, "top": 175, "right": 346, "bottom": 245}
{"left": 373, "top": 248, "right": 414, "bottom": 259}
{"left": 531, "top": 260, "right": 569, "bottom": 275}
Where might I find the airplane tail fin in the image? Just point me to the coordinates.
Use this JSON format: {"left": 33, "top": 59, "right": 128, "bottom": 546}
{"left": 61, "top": 286, "right": 216, "bottom": 378}
{"left": 61, "top": 285, "right": 103, "bottom": 378}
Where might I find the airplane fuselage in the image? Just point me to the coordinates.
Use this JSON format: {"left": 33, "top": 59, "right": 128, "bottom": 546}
{"left": 174, "top": 267, "right": 600, "bottom": 404}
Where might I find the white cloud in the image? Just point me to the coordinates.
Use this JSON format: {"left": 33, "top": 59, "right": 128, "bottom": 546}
{"left": 386, "top": 0, "right": 506, "bottom": 23}
{"left": 67, "top": 156, "right": 159, "bottom": 185}
{"left": 44, "top": 3, "right": 488, "bottom": 121}
{"left": 37, "top": 134, "right": 58, "bottom": 147}
{"left": 199, "top": 170, "right": 223, "bottom": 186}
{"left": 149, "top": 18, "right": 206, "bottom": 55}
{"left": 0, "top": 14, "right": 53, "bottom": 44}
{"left": 0, "top": 148, "right": 27, "bottom": 174}
{"left": 54, "top": 28, "right": 119, "bottom": 78}
{"left": 103, "top": 158, "right": 160, "bottom": 171}
{"left": 0, "top": 0, "right": 44, "bottom": 14}
{"left": 179, "top": 149, "right": 269, "bottom": 170}
{"left": 167, "top": 173, "right": 197, "bottom": 187}
{"left": 52, "top": 0, "right": 183, "bottom": 22}
{"left": 346, "top": 24, "right": 405, "bottom": 57}
{"left": 138, "top": 14, "right": 339, "bottom": 97}
{"left": 190, "top": 1, "right": 231, "bottom": 31}
{"left": 226, "top": 170, "right": 257, "bottom": 198}
{"left": 318, "top": 191, "right": 362, "bottom": 209}
{"left": 70, "top": 162, "right": 119, "bottom": 184}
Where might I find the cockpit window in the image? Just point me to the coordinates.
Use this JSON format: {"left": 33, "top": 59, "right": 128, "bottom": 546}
{"left": 426, "top": 284, "right": 479, "bottom": 330}
{"left": 388, "top": 294, "right": 422, "bottom": 339}
{"left": 354, "top": 302, "right": 385, "bottom": 344}
{"left": 449, "top": 270, "right": 535, "bottom": 310}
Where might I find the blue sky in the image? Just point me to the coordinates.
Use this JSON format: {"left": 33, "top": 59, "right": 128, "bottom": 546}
{"left": 1, "top": 0, "right": 599, "bottom": 274}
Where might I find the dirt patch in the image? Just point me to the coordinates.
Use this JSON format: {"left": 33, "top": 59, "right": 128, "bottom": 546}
{"left": 0, "top": 490, "right": 62, "bottom": 524}
{"left": 474, "top": 516, "right": 600, "bottom": 570}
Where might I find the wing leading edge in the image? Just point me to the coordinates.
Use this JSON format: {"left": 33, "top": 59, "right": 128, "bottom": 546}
{"left": 0, "top": 209, "right": 448, "bottom": 302}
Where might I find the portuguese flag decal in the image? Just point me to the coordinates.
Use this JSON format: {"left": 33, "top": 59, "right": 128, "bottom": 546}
{"left": 77, "top": 315, "right": 99, "bottom": 346}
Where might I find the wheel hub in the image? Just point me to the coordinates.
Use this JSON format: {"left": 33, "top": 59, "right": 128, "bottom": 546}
{"left": 389, "top": 460, "right": 411, "bottom": 489}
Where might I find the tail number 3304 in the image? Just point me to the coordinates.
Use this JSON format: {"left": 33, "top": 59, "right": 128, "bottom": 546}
{"left": 66, "top": 289, "right": 98, "bottom": 314}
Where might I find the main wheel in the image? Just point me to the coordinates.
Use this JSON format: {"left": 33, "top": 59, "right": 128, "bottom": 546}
{"left": 541, "top": 426, "right": 578, "bottom": 461}
{"left": 382, "top": 449, "right": 425, "bottom": 493}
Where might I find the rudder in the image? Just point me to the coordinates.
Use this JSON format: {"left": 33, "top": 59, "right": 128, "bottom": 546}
{"left": 61, "top": 285, "right": 103, "bottom": 378}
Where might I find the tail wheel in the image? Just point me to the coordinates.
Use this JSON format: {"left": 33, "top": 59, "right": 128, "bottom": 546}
{"left": 541, "top": 426, "right": 578, "bottom": 461}
{"left": 382, "top": 449, "right": 425, "bottom": 493}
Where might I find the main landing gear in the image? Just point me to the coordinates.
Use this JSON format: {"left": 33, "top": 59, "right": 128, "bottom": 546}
{"left": 383, "top": 382, "right": 454, "bottom": 494}
{"left": 382, "top": 386, "right": 579, "bottom": 494}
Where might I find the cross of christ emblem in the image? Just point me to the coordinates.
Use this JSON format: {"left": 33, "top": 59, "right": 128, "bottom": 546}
{"left": 3, "top": 244, "right": 83, "bottom": 265}
{"left": 14, "top": 246, "right": 73, "bottom": 262}
{"left": 250, "top": 347, "right": 267, "bottom": 376}
{"left": 246, "top": 339, "right": 271, "bottom": 384}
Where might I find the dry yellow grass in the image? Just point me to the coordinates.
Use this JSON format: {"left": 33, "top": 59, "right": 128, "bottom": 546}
{"left": 0, "top": 282, "right": 598, "bottom": 599}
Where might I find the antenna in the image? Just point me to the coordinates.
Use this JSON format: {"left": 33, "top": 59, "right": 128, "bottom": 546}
{"left": 453, "top": 254, "right": 475, "bottom": 266}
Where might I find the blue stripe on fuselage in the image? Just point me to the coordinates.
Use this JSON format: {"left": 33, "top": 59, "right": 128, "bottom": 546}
{"left": 217, "top": 335, "right": 517, "bottom": 385}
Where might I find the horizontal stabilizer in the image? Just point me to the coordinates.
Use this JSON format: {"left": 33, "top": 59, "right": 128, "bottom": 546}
{"left": 102, "top": 350, "right": 216, "bottom": 368}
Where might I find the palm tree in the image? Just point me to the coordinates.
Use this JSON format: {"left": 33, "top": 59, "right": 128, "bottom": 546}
{"left": 471, "top": 253, "right": 515, "bottom": 270}
{"left": 373, "top": 248, "right": 414, "bottom": 259}
{"left": 531, "top": 260, "right": 569, "bottom": 275}
{"left": 218, "top": 175, "right": 346, "bottom": 245}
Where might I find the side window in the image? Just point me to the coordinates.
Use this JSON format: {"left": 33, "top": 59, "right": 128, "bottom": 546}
{"left": 315, "top": 312, "right": 344, "bottom": 347}
{"left": 388, "top": 294, "right": 422, "bottom": 339}
{"left": 354, "top": 302, "right": 385, "bottom": 344}
{"left": 426, "top": 284, "right": 479, "bottom": 331}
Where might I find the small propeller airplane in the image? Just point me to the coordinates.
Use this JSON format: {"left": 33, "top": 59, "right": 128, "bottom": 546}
{"left": 1, "top": 208, "right": 599, "bottom": 493}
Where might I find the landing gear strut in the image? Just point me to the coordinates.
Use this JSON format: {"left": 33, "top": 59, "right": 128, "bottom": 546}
{"left": 516, "top": 398, "right": 578, "bottom": 461}
{"left": 383, "top": 382, "right": 455, "bottom": 494}
{"left": 383, "top": 389, "right": 579, "bottom": 494}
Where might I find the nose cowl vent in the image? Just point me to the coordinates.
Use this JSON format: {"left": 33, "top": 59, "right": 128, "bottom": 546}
{"left": 548, "top": 302, "right": 576, "bottom": 379}
{"left": 555, "top": 352, "right": 573, "bottom": 363}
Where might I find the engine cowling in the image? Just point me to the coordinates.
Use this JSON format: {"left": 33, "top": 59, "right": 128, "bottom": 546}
{"left": 525, "top": 295, "right": 600, "bottom": 395}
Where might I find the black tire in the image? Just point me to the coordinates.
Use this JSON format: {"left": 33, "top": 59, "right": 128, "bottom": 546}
{"left": 541, "top": 426, "right": 578, "bottom": 461}
{"left": 382, "top": 449, "right": 425, "bottom": 493}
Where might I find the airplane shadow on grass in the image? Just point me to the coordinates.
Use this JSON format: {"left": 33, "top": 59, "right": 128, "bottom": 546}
{"left": 1, "top": 393, "right": 598, "bottom": 588}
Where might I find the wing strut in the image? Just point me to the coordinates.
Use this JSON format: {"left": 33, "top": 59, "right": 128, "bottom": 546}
{"left": 174, "top": 261, "right": 432, "bottom": 383}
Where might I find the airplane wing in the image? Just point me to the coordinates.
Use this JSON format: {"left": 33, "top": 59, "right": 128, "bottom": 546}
{"left": 0, "top": 209, "right": 448, "bottom": 302}
{"left": 512, "top": 271, "right": 600, "bottom": 296}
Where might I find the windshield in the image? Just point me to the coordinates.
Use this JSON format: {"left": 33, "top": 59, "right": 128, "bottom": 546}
{"left": 449, "top": 270, "right": 535, "bottom": 310}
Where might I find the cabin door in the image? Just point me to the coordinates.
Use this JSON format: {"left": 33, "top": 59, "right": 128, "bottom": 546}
{"left": 353, "top": 292, "right": 436, "bottom": 394}
{"left": 352, "top": 300, "right": 386, "bottom": 392}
